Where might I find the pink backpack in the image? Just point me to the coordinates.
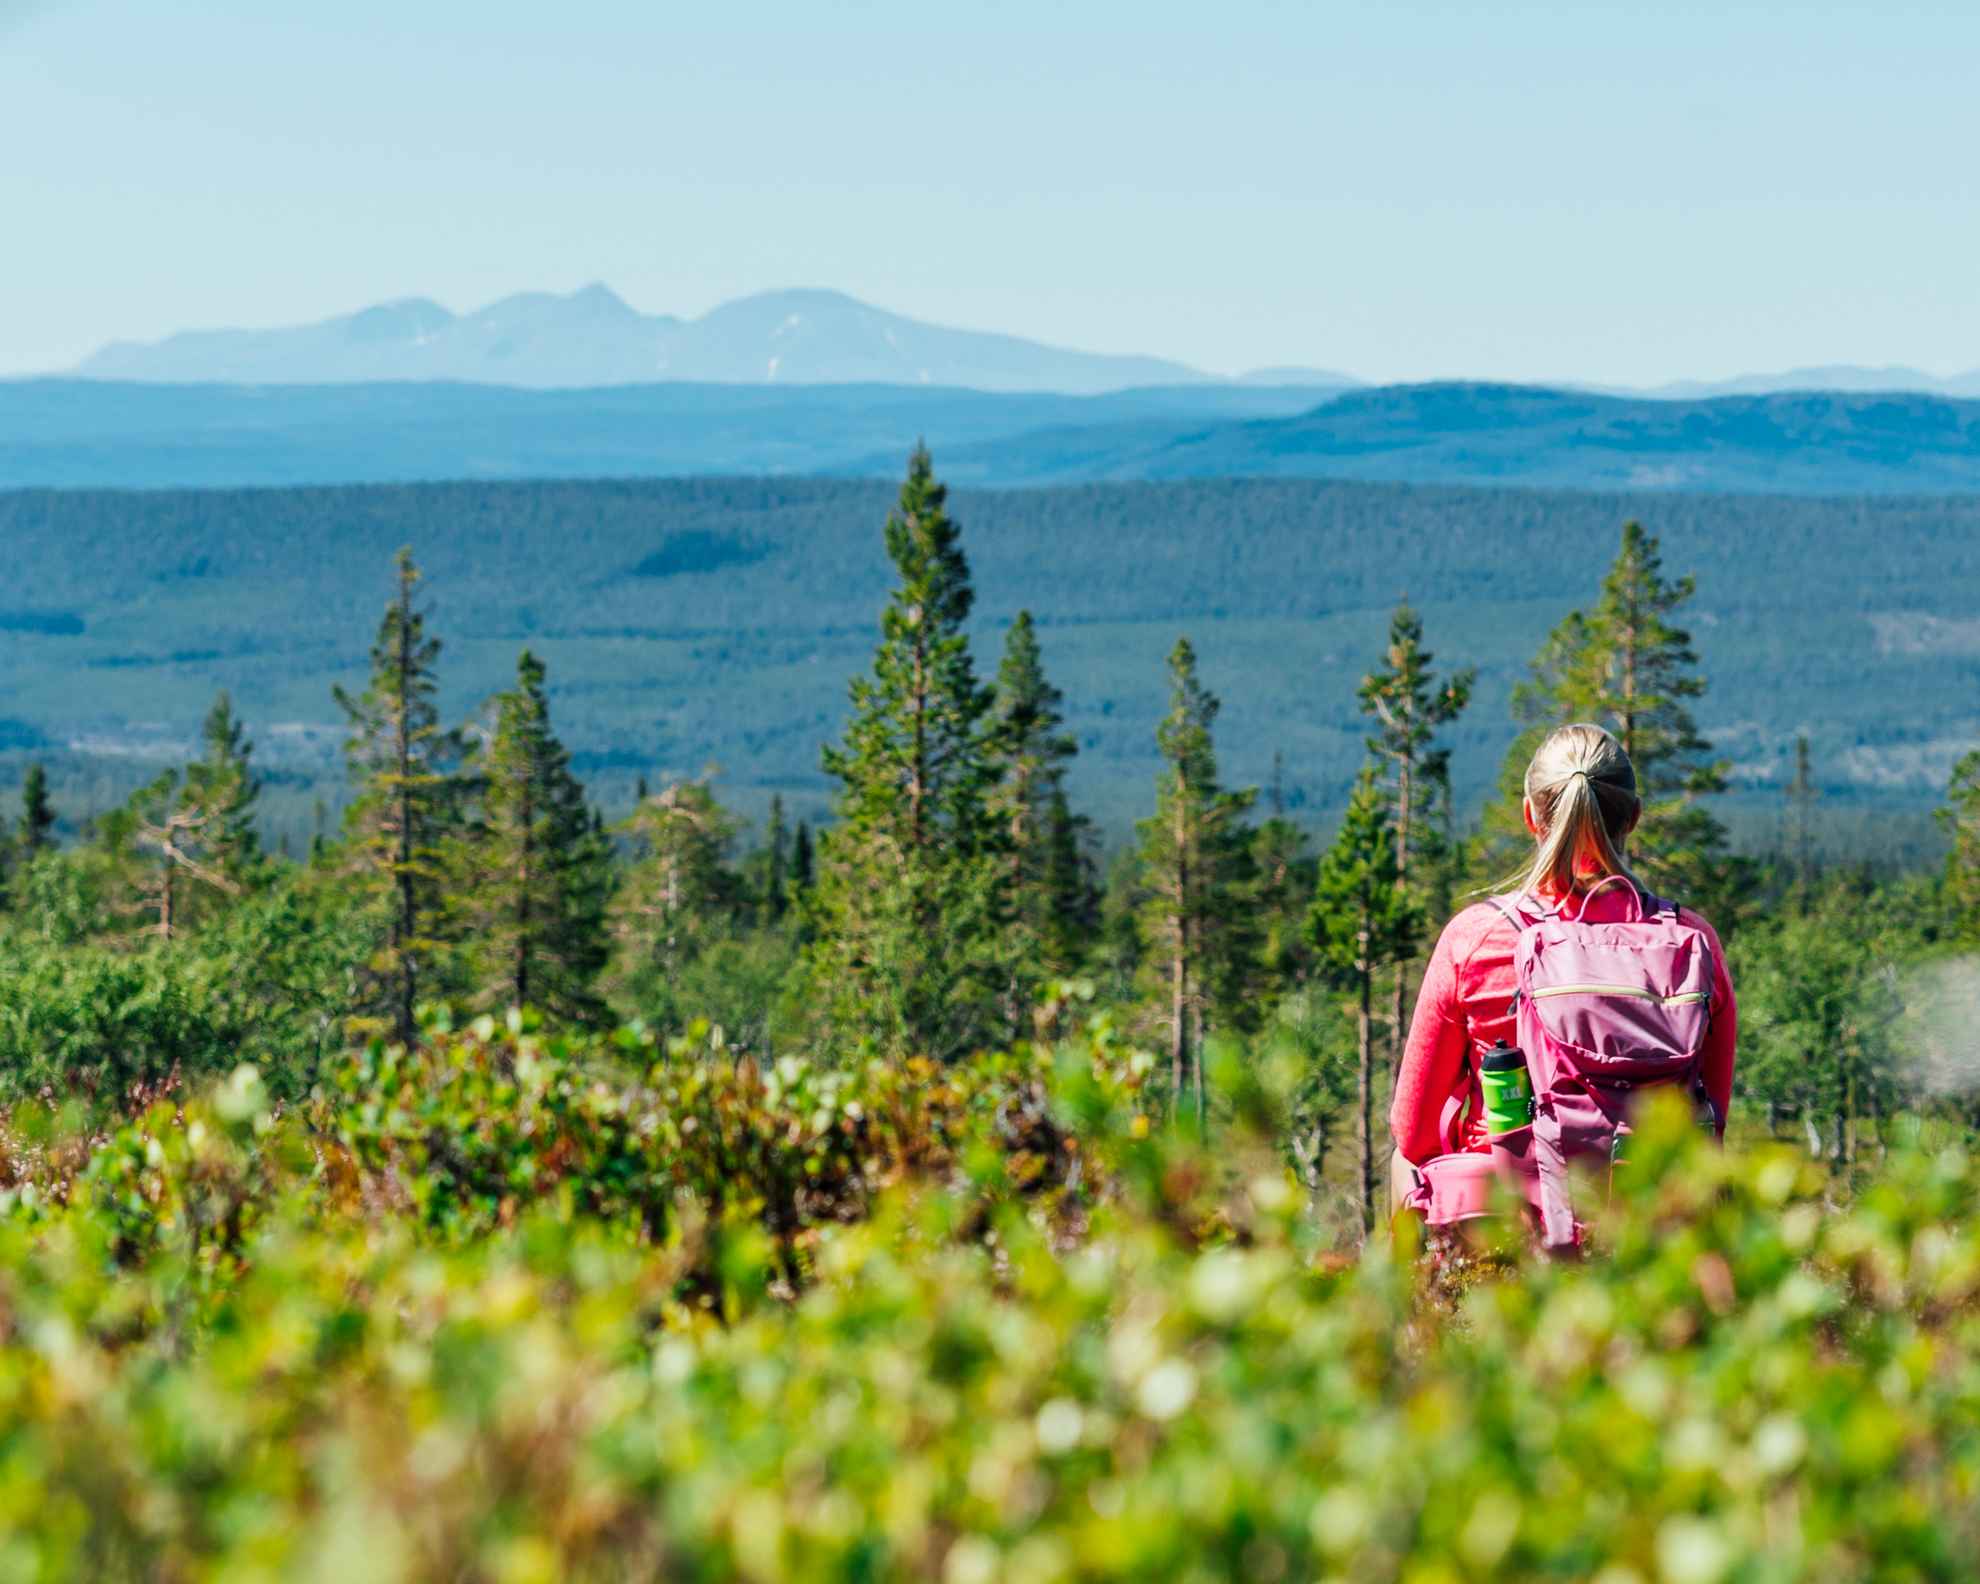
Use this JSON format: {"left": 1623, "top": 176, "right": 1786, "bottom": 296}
{"left": 1410, "top": 877, "right": 1719, "bottom": 1249}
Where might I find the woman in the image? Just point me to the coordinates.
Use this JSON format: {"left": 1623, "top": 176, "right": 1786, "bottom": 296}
{"left": 1390, "top": 723, "right": 1737, "bottom": 1207}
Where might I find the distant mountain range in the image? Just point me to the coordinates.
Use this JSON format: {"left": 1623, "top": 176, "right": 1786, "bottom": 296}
{"left": 1635, "top": 365, "right": 1980, "bottom": 400}
{"left": 76, "top": 285, "right": 1357, "bottom": 395}
{"left": 65, "top": 282, "right": 1980, "bottom": 399}
{"left": 6, "top": 378, "right": 1978, "bottom": 495}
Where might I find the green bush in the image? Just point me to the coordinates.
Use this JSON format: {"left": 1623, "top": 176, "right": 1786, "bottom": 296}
{"left": 0, "top": 1045, "right": 1973, "bottom": 1581}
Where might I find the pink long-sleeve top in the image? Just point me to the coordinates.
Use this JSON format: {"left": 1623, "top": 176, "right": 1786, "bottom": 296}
{"left": 1390, "top": 886, "right": 1738, "bottom": 1165}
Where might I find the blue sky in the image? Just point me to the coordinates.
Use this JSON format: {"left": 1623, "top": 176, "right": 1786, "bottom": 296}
{"left": 4, "top": 0, "right": 1976, "bottom": 383}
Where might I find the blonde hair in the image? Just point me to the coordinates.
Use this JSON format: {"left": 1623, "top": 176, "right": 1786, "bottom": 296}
{"left": 1515, "top": 723, "right": 1642, "bottom": 900}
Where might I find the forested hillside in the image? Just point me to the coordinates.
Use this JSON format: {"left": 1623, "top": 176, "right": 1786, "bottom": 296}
{"left": 9, "top": 378, "right": 1980, "bottom": 494}
{"left": 2, "top": 473, "right": 1974, "bottom": 858}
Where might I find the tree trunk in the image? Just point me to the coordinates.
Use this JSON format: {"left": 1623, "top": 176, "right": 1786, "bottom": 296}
{"left": 394, "top": 577, "right": 418, "bottom": 1049}
{"left": 1358, "top": 922, "right": 1374, "bottom": 1233}
{"left": 1388, "top": 749, "right": 1413, "bottom": 1083}
{"left": 1193, "top": 995, "right": 1207, "bottom": 1133}
{"left": 513, "top": 782, "right": 533, "bottom": 1011}
{"left": 1170, "top": 774, "right": 1190, "bottom": 1117}
{"left": 1832, "top": 1051, "right": 1850, "bottom": 1175}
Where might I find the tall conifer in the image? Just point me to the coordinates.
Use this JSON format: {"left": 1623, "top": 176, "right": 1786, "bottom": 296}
{"left": 758, "top": 794, "right": 790, "bottom": 922}
{"left": 1359, "top": 602, "right": 1472, "bottom": 1068}
{"left": 1308, "top": 770, "right": 1423, "bottom": 1230}
{"left": 807, "top": 446, "right": 1003, "bottom": 1060}
{"left": 456, "top": 651, "right": 611, "bottom": 1024}
{"left": 1134, "top": 637, "right": 1257, "bottom": 1123}
{"left": 989, "top": 610, "right": 1080, "bottom": 1024}
{"left": 335, "top": 548, "right": 465, "bottom": 1045}
{"left": 1481, "top": 523, "right": 1730, "bottom": 901}
{"left": 19, "top": 764, "right": 55, "bottom": 857}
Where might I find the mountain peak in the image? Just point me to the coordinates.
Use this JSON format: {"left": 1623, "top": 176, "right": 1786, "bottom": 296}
{"left": 71, "top": 285, "right": 1213, "bottom": 393}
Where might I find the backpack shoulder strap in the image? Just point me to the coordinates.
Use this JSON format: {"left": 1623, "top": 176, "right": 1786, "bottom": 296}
{"left": 1486, "top": 891, "right": 1549, "bottom": 930}
{"left": 1636, "top": 888, "right": 1681, "bottom": 923}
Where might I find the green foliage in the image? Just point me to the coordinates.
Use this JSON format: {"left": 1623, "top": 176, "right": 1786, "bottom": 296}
{"left": 0, "top": 1054, "right": 1976, "bottom": 1578}
{"left": 1308, "top": 770, "right": 1424, "bottom": 1227}
{"left": 1481, "top": 522, "right": 1735, "bottom": 904}
{"left": 608, "top": 777, "right": 751, "bottom": 1032}
{"left": 1133, "top": 638, "right": 1258, "bottom": 1121}
{"left": 0, "top": 868, "right": 361, "bottom": 1102}
{"left": 335, "top": 548, "right": 468, "bottom": 1043}
{"left": 990, "top": 611, "right": 1084, "bottom": 1022}
{"left": 17, "top": 760, "right": 55, "bottom": 856}
{"left": 807, "top": 447, "right": 1006, "bottom": 1061}
{"left": 1358, "top": 600, "right": 1473, "bottom": 895}
{"left": 454, "top": 650, "right": 612, "bottom": 1025}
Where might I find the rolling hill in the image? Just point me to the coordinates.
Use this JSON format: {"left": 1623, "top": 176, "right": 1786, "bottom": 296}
{"left": 918, "top": 383, "right": 1980, "bottom": 494}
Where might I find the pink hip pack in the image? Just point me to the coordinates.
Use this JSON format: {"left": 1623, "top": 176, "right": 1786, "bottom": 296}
{"left": 1405, "top": 877, "right": 1717, "bottom": 1248}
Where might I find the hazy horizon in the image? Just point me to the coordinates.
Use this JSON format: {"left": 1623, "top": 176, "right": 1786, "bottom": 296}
{"left": 6, "top": 0, "right": 1978, "bottom": 386}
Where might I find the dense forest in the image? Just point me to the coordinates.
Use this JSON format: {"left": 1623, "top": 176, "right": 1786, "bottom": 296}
{"left": 1, "top": 449, "right": 1978, "bottom": 1574}
{"left": 2, "top": 472, "right": 1976, "bottom": 863}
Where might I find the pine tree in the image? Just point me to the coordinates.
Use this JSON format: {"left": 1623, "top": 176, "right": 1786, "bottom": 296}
{"left": 1308, "top": 770, "right": 1424, "bottom": 1231}
{"left": 19, "top": 764, "right": 56, "bottom": 857}
{"left": 610, "top": 777, "right": 742, "bottom": 1014}
{"left": 807, "top": 446, "right": 1004, "bottom": 1060}
{"left": 1134, "top": 637, "right": 1257, "bottom": 1125}
{"left": 1480, "top": 524, "right": 1730, "bottom": 900}
{"left": 989, "top": 611, "right": 1080, "bottom": 1026}
{"left": 455, "top": 651, "right": 612, "bottom": 1024}
{"left": 1358, "top": 601, "right": 1473, "bottom": 1069}
{"left": 334, "top": 548, "right": 465, "bottom": 1045}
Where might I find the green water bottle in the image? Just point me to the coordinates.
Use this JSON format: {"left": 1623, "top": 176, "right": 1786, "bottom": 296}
{"left": 1480, "top": 1042, "right": 1533, "bottom": 1134}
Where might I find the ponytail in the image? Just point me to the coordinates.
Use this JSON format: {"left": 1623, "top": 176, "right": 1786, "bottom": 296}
{"left": 1514, "top": 723, "right": 1641, "bottom": 900}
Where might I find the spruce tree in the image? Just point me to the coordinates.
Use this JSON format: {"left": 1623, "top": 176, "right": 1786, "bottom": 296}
{"left": 1308, "top": 770, "right": 1423, "bottom": 1230}
{"left": 19, "top": 764, "right": 55, "bottom": 857}
{"left": 1134, "top": 637, "right": 1257, "bottom": 1124}
{"left": 758, "top": 794, "right": 790, "bottom": 923}
{"left": 334, "top": 548, "right": 465, "bottom": 1045}
{"left": 1042, "top": 787, "right": 1099, "bottom": 961}
{"left": 989, "top": 610, "right": 1080, "bottom": 1025}
{"left": 1481, "top": 524, "right": 1729, "bottom": 900}
{"left": 790, "top": 820, "right": 814, "bottom": 901}
{"left": 807, "top": 446, "right": 1003, "bottom": 1061}
{"left": 456, "top": 651, "right": 611, "bottom": 1025}
{"left": 1358, "top": 602, "right": 1473, "bottom": 1067}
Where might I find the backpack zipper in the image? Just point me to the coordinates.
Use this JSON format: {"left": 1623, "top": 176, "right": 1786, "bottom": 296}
{"left": 1529, "top": 984, "right": 1709, "bottom": 1006}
